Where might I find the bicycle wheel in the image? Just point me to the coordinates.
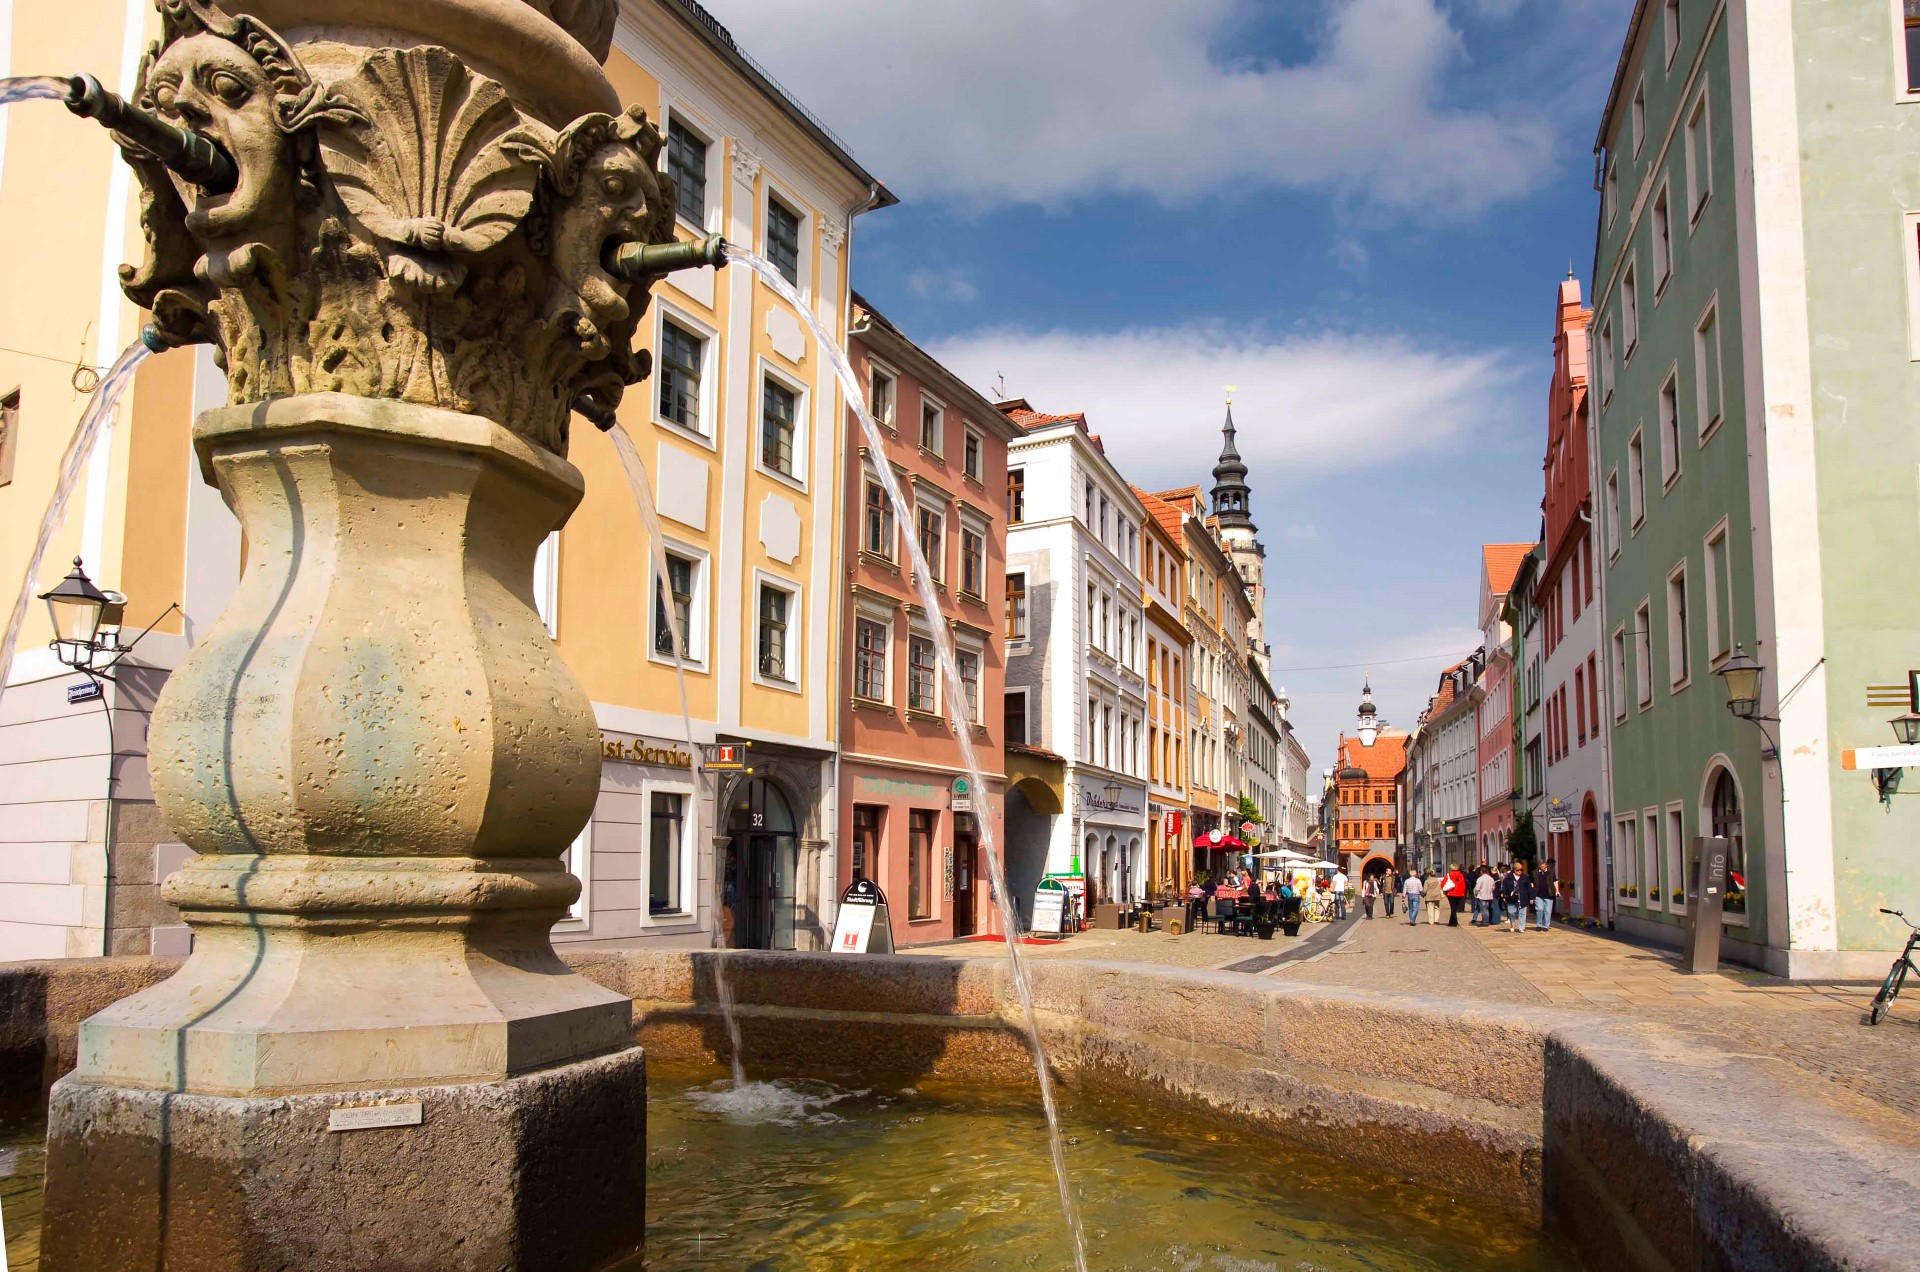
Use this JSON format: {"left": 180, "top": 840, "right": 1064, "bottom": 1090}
{"left": 1869, "top": 961, "right": 1906, "bottom": 1025}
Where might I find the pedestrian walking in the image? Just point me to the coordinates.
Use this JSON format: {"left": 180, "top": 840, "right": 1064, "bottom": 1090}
{"left": 1403, "top": 870, "right": 1423, "bottom": 925}
{"left": 1495, "top": 864, "right": 1518, "bottom": 929}
{"left": 1443, "top": 863, "right": 1467, "bottom": 927}
{"left": 1383, "top": 869, "right": 1397, "bottom": 917}
{"left": 1533, "top": 861, "right": 1557, "bottom": 931}
{"left": 1331, "top": 867, "right": 1349, "bottom": 920}
{"left": 1423, "top": 870, "right": 1445, "bottom": 925}
{"left": 1507, "top": 864, "right": 1535, "bottom": 932}
{"left": 1360, "top": 874, "right": 1377, "bottom": 920}
{"left": 1473, "top": 866, "right": 1496, "bottom": 926}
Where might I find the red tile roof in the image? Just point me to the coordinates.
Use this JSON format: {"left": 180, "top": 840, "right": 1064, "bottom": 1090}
{"left": 1132, "top": 485, "right": 1187, "bottom": 544}
{"left": 1483, "top": 543, "right": 1533, "bottom": 598}
{"left": 1002, "top": 405, "right": 1086, "bottom": 430}
{"left": 1337, "top": 732, "right": 1408, "bottom": 780}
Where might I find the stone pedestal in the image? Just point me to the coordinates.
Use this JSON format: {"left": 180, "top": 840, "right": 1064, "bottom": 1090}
{"left": 42, "top": 394, "right": 645, "bottom": 1268}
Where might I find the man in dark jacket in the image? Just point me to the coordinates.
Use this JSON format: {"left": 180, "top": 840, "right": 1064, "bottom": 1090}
{"left": 1507, "top": 865, "right": 1535, "bottom": 932}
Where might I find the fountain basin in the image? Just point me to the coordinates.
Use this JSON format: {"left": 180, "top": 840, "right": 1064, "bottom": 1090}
{"left": 5, "top": 950, "right": 1916, "bottom": 1271}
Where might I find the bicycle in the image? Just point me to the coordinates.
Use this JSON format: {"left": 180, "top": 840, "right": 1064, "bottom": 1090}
{"left": 1868, "top": 908, "right": 1920, "bottom": 1025}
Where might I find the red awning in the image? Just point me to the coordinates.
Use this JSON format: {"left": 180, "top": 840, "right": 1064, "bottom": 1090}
{"left": 1196, "top": 833, "right": 1249, "bottom": 851}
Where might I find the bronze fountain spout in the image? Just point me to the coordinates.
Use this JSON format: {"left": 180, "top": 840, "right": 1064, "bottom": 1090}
{"left": 63, "top": 72, "right": 237, "bottom": 194}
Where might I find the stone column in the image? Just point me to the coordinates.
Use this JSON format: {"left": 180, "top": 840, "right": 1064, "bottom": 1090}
{"left": 41, "top": 0, "right": 679, "bottom": 1264}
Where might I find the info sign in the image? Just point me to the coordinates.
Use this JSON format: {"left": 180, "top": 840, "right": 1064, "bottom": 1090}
{"left": 701, "top": 742, "right": 751, "bottom": 771}
{"left": 830, "top": 878, "right": 894, "bottom": 954}
{"left": 950, "top": 776, "right": 973, "bottom": 813}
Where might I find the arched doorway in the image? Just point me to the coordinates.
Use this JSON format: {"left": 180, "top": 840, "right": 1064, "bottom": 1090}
{"left": 1004, "top": 779, "right": 1057, "bottom": 928}
{"left": 1360, "top": 854, "right": 1393, "bottom": 882}
{"left": 1708, "top": 766, "right": 1747, "bottom": 919}
{"left": 724, "top": 778, "right": 798, "bottom": 950}
{"left": 1580, "top": 795, "right": 1600, "bottom": 919}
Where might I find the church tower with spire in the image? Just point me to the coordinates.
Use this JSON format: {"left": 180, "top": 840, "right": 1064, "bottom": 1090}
{"left": 1210, "top": 394, "right": 1269, "bottom": 677}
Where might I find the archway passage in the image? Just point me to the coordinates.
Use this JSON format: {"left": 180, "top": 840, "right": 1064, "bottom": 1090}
{"left": 1003, "top": 781, "right": 1054, "bottom": 929}
{"left": 724, "top": 778, "right": 798, "bottom": 950}
{"left": 1360, "top": 854, "right": 1393, "bottom": 881}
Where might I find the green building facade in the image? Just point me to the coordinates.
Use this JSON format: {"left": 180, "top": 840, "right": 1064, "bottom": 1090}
{"left": 1591, "top": 0, "right": 1920, "bottom": 977}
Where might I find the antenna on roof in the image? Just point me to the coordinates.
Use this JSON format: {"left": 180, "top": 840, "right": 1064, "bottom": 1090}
{"left": 994, "top": 373, "right": 1006, "bottom": 398}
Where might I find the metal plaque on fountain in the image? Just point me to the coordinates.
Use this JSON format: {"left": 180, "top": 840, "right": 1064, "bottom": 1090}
{"left": 1682, "top": 836, "right": 1728, "bottom": 974}
{"left": 830, "top": 879, "right": 894, "bottom": 954}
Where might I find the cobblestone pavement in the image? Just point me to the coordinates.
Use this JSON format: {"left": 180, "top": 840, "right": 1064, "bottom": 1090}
{"left": 912, "top": 910, "right": 1920, "bottom": 1129}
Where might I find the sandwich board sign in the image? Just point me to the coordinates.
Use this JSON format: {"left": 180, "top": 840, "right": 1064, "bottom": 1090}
{"left": 830, "top": 878, "right": 893, "bottom": 954}
{"left": 1031, "top": 877, "right": 1069, "bottom": 936}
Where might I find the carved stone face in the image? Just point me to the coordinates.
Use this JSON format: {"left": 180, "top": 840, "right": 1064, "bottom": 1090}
{"left": 547, "top": 139, "right": 657, "bottom": 341}
{"left": 146, "top": 33, "right": 294, "bottom": 244}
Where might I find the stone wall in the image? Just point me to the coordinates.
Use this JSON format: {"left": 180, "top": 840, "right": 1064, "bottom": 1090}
{"left": 5, "top": 950, "right": 1916, "bottom": 1270}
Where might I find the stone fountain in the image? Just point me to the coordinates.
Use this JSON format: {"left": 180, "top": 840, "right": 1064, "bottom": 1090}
{"left": 39, "top": 1, "right": 698, "bottom": 1266}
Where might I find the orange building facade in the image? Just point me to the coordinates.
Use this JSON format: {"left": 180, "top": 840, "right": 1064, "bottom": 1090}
{"left": 838, "top": 297, "right": 1019, "bottom": 945}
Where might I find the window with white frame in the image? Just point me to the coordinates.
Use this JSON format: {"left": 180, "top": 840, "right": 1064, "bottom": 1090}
{"left": 648, "top": 787, "right": 693, "bottom": 916}
{"left": 1598, "top": 319, "right": 1614, "bottom": 405}
{"left": 1007, "top": 467, "right": 1025, "bottom": 523}
{"left": 1634, "top": 598, "right": 1653, "bottom": 707}
{"left": 1631, "top": 79, "right": 1646, "bottom": 154}
{"left": 533, "top": 532, "right": 559, "bottom": 638}
{"left": 956, "top": 646, "right": 981, "bottom": 723}
{"left": 1615, "top": 814, "right": 1637, "bottom": 895}
{"left": 864, "top": 478, "right": 894, "bottom": 559}
{"left": 1664, "top": 804, "right": 1686, "bottom": 911}
{"left": 652, "top": 548, "right": 705, "bottom": 663}
{"left": 755, "top": 577, "right": 798, "bottom": 685}
{"left": 1612, "top": 624, "right": 1629, "bottom": 722}
{"left": 1685, "top": 89, "right": 1711, "bottom": 221}
{"left": 760, "top": 373, "right": 799, "bottom": 479}
{"left": 658, "top": 318, "right": 707, "bottom": 434}
{"left": 1605, "top": 470, "right": 1621, "bottom": 555}
{"left": 854, "top": 616, "right": 889, "bottom": 701}
{"left": 1652, "top": 182, "right": 1673, "bottom": 289}
{"left": 1704, "top": 520, "right": 1733, "bottom": 664}
{"left": 919, "top": 395, "right": 943, "bottom": 455}
{"left": 1622, "top": 264, "right": 1639, "bottom": 355}
{"left": 1667, "top": 562, "right": 1691, "bottom": 688}
{"left": 1664, "top": 0, "right": 1681, "bottom": 68}
{"left": 1605, "top": 161, "right": 1619, "bottom": 227}
{"left": 666, "top": 118, "right": 709, "bottom": 229}
{"left": 1694, "top": 300, "right": 1724, "bottom": 437}
{"left": 1659, "top": 370, "right": 1681, "bottom": 487}
{"left": 869, "top": 363, "right": 896, "bottom": 430}
{"left": 1005, "top": 687, "right": 1029, "bottom": 746}
{"left": 560, "top": 821, "right": 590, "bottom": 924}
{"left": 1628, "top": 428, "right": 1646, "bottom": 528}
{"left": 907, "top": 631, "right": 938, "bottom": 713}
{"left": 1006, "top": 571, "right": 1028, "bottom": 642}
{"left": 1641, "top": 809, "right": 1661, "bottom": 907}
{"left": 1901, "top": 0, "right": 1920, "bottom": 96}
{"left": 959, "top": 522, "right": 985, "bottom": 598}
{"left": 766, "top": 193, "right": 802, "bottom": 285}
{"left": 963, "top": 427, "right": 982, "bottom": 481}
{"left": 916, "top": 502, "right": 945, "bottom": 581}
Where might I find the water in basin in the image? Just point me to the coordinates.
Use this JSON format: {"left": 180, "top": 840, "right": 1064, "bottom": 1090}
{"left": 0, "top": 1073, "right": 1578, "bottom": 1270}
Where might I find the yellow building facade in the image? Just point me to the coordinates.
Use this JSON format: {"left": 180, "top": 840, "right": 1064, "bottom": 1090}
{"left": 0, "top": 0, "right": 887, "bottom": 957}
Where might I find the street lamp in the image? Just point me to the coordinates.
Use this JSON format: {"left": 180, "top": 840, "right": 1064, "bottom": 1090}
{"left": 1889, "top": 711, "right": 1920, "bottom": 746}
{"left": 40, "top": 557, "right": 110, "bottom": 669}
{"left": 1714, "top": 643, "right": 1764, "bottom": 720}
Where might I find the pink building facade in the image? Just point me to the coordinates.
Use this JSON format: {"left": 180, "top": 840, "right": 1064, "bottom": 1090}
{"left": 839, "top": 297, "right": 1017, "bottom": 945}
{"left": 1477, "top": 544, "right": 1532, "bottom": 862}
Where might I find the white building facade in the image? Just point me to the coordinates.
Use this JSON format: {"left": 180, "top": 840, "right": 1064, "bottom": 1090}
{"left": 1002, "top": 410, "right": 1150, "bottom": 906}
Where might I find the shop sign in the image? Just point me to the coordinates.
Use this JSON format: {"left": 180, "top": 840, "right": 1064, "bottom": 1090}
{"left": 831, "top": 879, "right": 894, "bottom": 954}
{"left": 1548, "top": 816, "right": 1570, "bottom": 834}
{"left": 701, "top": 742, "right": 750, "bottom": 771}
{"left": 1166, "top": 810, "right": 1183, "bottom": 838}
{"left": 600, "top": 734, "right": 693, "bottom": 768}
{"left": 1032, "top": 879, "right": 1068, "bottom": 935}
{"left": 857, "top": 775, "right": 942, "bottom": 800}
{"left": 950, "top": 775, "right": 974, "bottom": 813}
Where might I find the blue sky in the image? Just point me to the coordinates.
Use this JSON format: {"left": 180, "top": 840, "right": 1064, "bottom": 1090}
{"left": 723, "top": 0, "right": 1635, "bottom": 770}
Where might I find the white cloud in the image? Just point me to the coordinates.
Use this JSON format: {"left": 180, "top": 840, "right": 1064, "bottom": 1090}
{"left": 905, "top": 267, "right": 978, "bottom": 303}
{"left": 1270, "top": 624, "right": 1484, "bottom": 774}
{"left": 717, "top": 0, "right": 1555, "bottom": 214}
{"left": 928, "top": 321, "right": 1523, "bottom": 490}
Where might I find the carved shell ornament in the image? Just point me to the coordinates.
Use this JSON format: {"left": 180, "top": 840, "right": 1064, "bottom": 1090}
{"left": 319, "top": 47, "right": 544, "bottom": 292}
